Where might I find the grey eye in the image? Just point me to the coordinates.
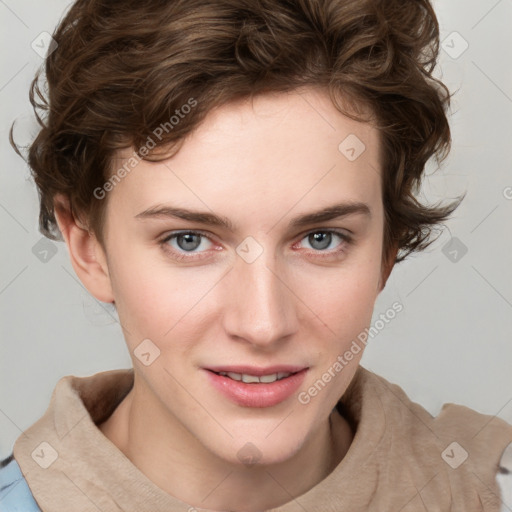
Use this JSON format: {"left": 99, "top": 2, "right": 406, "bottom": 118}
{"left": 307, "top": 232, "right": 333, "bottom": 251}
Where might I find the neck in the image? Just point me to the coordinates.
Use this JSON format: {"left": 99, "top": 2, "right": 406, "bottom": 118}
{"left": 99, "top": 377, "right": 353, "bottom": 511}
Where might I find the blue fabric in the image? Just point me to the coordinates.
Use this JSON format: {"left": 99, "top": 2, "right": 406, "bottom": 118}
{"left": 0, "top": 455, "right": 41, "bottom": 511}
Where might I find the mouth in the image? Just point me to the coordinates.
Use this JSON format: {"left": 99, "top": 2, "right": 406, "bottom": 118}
{"left": 203, "top": 366, "right": 309, "bottom": 408}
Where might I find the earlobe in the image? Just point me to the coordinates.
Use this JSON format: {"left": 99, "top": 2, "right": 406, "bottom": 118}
{"left": 53, "top": 194, "right": 115, "bottom": 303}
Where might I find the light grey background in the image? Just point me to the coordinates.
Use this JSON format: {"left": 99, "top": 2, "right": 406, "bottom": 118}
{"left": 1, "top": 0, "right": 511, "bottom": 459}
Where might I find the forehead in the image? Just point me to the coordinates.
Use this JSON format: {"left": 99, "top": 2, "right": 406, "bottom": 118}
{"left": 108, "top": 88, "right": 382, "bottom": 222}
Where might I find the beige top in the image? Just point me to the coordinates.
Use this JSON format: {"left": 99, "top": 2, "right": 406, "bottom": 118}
{"left": 13, "top": 365, "right": 512, "bottom": 511}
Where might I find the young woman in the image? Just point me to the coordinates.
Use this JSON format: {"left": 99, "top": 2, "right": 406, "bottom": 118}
{"left": 1, "top": 0, "right": 511, "bottom": 510}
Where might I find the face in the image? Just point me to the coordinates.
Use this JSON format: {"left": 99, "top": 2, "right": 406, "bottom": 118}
{"left": 100, "top": 87, "right": 388, "bottom": 466}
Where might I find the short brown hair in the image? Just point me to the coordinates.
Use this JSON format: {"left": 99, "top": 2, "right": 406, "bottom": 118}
{"left": 12, "top": 0, "right": 462, "bottom": 263}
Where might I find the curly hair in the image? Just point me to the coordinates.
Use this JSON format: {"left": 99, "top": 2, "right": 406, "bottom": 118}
{"left": 11, "top": 0, "right": 462, "bottom": 263}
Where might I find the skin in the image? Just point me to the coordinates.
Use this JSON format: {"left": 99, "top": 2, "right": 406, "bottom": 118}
{"left": 54, "top": 86, "right": 396, "bottom": 511}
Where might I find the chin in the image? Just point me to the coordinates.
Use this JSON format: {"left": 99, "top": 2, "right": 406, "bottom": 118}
{"left": 212, "top": 430, "right": 307, "bottom": 468}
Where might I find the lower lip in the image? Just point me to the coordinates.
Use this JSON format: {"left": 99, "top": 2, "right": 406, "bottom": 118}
{"left": 204, "top": 369, "right": 308, "bottom": 408}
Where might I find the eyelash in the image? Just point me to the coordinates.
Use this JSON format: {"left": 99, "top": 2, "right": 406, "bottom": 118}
{"left": 159, "top": 229, "right": 353, "bottom": 262}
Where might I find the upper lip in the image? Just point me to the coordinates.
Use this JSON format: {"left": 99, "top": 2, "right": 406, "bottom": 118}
{"left": 205, "top": 365, "right": 308, "bottom": 376}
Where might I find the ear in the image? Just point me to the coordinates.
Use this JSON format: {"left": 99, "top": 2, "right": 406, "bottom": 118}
{"left": 378, "top": 243, "right": 398, "bottom": 292}
{"left": 53, "top": 193, "right": 115, "bottom": 303}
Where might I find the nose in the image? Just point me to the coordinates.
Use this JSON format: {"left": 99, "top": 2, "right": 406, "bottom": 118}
{"left": 222, "top": 247, "right": 298, "bottom": 349}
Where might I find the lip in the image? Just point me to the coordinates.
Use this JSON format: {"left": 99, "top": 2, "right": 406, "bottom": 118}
{"left": 204, "top": 365, "right": 307, "bottom": 376}
{"left": 203, "top": 367, "right": 309, "bottom": 408}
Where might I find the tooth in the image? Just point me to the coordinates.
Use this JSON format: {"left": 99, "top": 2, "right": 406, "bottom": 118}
{"left": 259, "top": 374, "right": 278, "bottom": 383}
{"left": 219, "top": 371, "right": 292, "bottom": 383}
{"left": 242, "top": 374, "right": 260, "bottom": 383}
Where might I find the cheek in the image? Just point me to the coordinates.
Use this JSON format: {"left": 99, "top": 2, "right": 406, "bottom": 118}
{"left": 108, "top": 249, "right": 192, "bottom": 342}
{"left": 302, "top": 268, "right": 379, "bottom": 347}
{"left": 294, "top": 244, "right": 381, "bottom": 366}
{"left": 298, "top": 241, "right": 383, "bottom": 342}
{"left": 295, "top": 259, "right": 381, "bottom": 408}
{"left": 108, "top": 246, "right": 225, "bottom": 361}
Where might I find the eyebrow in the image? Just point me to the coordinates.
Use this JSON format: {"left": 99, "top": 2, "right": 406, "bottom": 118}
{"left": 134, "top": 201, "right": 371, "bottom": 231}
